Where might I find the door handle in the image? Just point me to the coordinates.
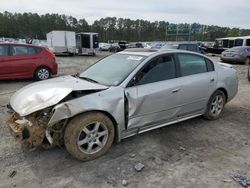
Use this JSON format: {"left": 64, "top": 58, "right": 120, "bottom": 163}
{"left": 210, "top": 78, "right": 215, "bottom": 82}
{"left": 172, "top": 88, "right": 180, "bottom": 93}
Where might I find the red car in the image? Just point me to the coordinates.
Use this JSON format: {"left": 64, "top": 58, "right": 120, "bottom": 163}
{"left": 0, "top": 43, "right": 58, "bottom": 80}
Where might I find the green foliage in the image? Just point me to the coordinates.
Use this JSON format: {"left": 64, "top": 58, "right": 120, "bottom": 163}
{"left": 0, "top": 11, "right": 249, "bottom": 41}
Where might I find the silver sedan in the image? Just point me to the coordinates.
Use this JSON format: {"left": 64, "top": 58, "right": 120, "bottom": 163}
{"left": 7, "top": 49, "right": 238, "bottom": 161}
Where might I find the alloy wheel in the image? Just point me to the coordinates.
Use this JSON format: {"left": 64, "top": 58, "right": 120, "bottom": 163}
{"left": 77, "top": 122, "right": 109, "bottom": 154}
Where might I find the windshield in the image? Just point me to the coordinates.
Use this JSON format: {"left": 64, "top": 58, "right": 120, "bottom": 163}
{"left": 80, "top": 54, "right": 146, "bottom": 86}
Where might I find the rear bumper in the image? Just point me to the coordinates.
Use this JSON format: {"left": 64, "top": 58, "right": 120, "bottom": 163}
{"left": 51, "top": 62, "right": 58, "bottom": 75}
{"left": 220, "top": 56, "right": 245, "bottom": 63}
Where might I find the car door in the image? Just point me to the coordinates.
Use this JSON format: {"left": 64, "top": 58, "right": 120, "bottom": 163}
{"left": 0, "top": 44, "right": 11, "bottom": 79}
{"left": 124, "top": 54, "right": 181, "bottom": 130}
{"left": 7, "top": 45, "right": 37, "bottom": 78}
{"left": 176, "top": 53, "right": 216, "bottom": 118}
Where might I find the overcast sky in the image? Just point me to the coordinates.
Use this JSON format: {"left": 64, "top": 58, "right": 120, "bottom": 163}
{"left": 1, "top": 0, "right": 249, "bottom": 28}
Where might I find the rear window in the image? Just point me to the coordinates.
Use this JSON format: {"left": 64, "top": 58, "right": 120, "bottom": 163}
{"left": 235, "top": 39, "right": 243, "bottom": 46}
{"left": 0, "top": 45, "right": 8, "bottom": 56}
{"left": 12, "top": 45, "right": 41, "bottom": 56}
{"left": 187, "top": 44, "right": 197, "bottom": 52}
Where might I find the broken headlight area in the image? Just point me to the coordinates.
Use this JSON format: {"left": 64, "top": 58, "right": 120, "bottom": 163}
{"left": 6, "top": 107, "right": 66, "bottom": 148}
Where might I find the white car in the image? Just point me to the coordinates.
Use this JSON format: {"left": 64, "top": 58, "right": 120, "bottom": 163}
{"left": 99, "top": 43, "right": 112, "bottom": 51}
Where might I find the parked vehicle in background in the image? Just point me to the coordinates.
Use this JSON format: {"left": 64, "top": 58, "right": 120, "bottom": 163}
{"left": 6, "top": 48, "right": 238, "bottom": 161}
{"left": 207, "top": 36, "right": 250, "bottom": 54}
{"left": 109, "top": 41, "right": 127, "bottom": 52}
{"left": 142, "top": 42, "right": 151, "bottom": 49}
{"left": 127, "top": 42, "right": 144, "bottom": 48}
{"left": 76, "top": 32, "right": 99, "bottom": 56}
{"left": 221, "top": 46, "right": 250, "bottom": 65}
{"left": 151, "top": 42, "right": 164, "bottom": 49}
{"left": 46, "top": 31, "right": 76, "bottom": 55}
{"left": 0, "top": 43, "right": 57, "bottom": 80}
{"left": 161, "top": 43, "right": 206, "bottom": 54}
{"left": 99, "top": 43, "right": 112, "bottom": 51}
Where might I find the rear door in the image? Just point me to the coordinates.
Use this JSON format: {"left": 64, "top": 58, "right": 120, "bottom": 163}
{"left": 125, "top": 54, "right": 181, "bottom": 130}
{"left": 176, "top": 53, "right": 216, "bottom": 117}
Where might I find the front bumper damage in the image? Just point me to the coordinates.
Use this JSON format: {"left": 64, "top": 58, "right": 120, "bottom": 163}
{"left": 6, "top": 109, "right": 67, "bottom": 148}
{"left": 7, "top": 112, "right": 46, "bottom": 147}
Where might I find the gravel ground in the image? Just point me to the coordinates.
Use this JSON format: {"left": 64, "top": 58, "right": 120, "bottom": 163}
{"left": 0, "top": 53, "right": 249, "bottom": 188}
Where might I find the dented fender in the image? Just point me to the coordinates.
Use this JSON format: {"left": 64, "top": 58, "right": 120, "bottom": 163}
{"left": 48, "top": 86, "right": 126, "bottom": 141}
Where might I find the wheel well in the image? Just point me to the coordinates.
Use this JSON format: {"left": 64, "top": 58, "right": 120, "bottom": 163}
{"left": 217, "top": 88, "right": 228, "bottom": 102}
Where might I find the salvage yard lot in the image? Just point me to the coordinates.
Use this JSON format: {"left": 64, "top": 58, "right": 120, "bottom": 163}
{"left": 0, "top": 53, "right": 250, "bottom": 188}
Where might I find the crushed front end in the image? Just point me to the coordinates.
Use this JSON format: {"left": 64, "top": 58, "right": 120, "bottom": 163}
{"left": 6, "top": 107, "right": 66, "bottom": 148}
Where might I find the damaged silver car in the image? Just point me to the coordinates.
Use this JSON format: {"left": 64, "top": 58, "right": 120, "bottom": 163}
{"left": 6, "top": 49, "right": 238, "bottom": 161}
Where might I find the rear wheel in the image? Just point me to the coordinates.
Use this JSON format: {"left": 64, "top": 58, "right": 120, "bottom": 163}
{"left": 64, "top": 112, "right": 115, "bottom": 161}
{"left": 245, "top": 57, "right": 250, "bottom": 65}
{"left": 35, "top": 67, "right": 51, "bottom": 81}
{"left": 203, "top": 90, "right": 226, "bottom": 120}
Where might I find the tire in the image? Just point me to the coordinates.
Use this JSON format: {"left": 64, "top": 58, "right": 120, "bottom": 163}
{"left": 34, "top": 67, "right": 51, "bottom": 81}
{"left": 64, "top": 112, "right": 115, "bottom": 161}
{"left": 245, "top": 57, "right": 250, "bottom": 65}
{"left": 203, "top": 90, "right": 226, "bottom": 120}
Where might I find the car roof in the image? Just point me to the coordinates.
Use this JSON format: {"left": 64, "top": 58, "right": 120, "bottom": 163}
{"left": 119, "top": 48, "right": 202, "bottom": 57}
{"left": 0, "top": 42, "right": 42, "bottom": 48}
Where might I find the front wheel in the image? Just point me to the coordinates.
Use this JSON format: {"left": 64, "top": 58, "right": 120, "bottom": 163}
{"left": 203, "top": 90, "right": 226, "bottom": 120}
{"left": 64, "top": 112, "right": 115, "bottom": 161}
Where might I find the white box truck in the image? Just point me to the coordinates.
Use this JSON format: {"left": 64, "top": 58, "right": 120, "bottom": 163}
{"left": 46, "top": 31, "right": 76, "bottom": 55}
{"left": 76, "top": 32, "right": 99, "bottom": 55}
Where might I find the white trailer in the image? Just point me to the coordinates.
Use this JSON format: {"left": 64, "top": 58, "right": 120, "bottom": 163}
{"left": 76, "top": 32, "right": 99, "bottom": 55}
{"left": 46, "top": 31, "right": 76, "bottom": 55}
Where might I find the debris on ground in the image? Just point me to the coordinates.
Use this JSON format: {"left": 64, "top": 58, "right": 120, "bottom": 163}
{"left": 232, "top": 174, "right": 250, "bottom": 187}
{"left": 129, "top": 153, "right": 136, "bottom": 158}
{"left": 179, "top": 146, "right": 186, "bottom": 151}
{"left": 134, "top": 163, "right": 145, "bottom": 172}
{"left": 122, "top": 179, "right": 128, "bottom": 186}
{"left": 8, "top": 170, "right": 17, "bottom": 178}
{"left": 223, "top": 179, "right": 232, "bottom": 183}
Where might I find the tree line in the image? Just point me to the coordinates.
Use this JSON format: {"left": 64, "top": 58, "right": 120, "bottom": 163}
{"left": 0, "top": 11, "right": 250, "bottom": 42}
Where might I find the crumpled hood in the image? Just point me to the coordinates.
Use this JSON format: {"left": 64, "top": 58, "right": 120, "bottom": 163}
{"left": 10, "top": 76, "right": 108, "bottom": 116}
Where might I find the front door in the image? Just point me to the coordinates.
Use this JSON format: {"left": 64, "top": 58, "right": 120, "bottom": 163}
{"left": 125, "top": 54, "right": 181, "bottom": 130}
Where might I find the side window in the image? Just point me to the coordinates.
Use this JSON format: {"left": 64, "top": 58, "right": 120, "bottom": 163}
{"left": 12, "top": 46, "right": 28, "bottom": 56}
{"left": 135, "top": 55, "right": 176, "bottom": 85}
{"left": 179, "top": 44, "right": 187, "bottom": 50}
{"left": 0, "top": 45, "right": 9, "bottom": 56}
{"left": 178, "top": 54, "right": 208, "bottom": 76}
{"left": 27, "top": 47, "right": 37, "bottom": 54}
{"left": 246, "top": 39, "right": 250, "bottom": 46}
{"left": 205, "top": 58, "right": 215, "bottom": 72}
{"left": 187, "top": 44, "right": 197, "bottom": 52}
